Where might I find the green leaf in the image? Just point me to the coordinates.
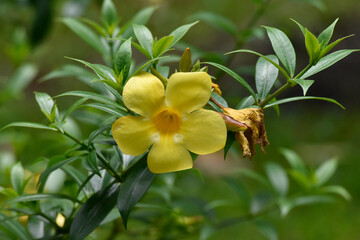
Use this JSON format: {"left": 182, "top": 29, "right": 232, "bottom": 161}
{"left": 10, "top": 163, "right": 24, "bottom": 195}
{"left": 204, "top": 62, "right": 257, "bottom": 100}
{"left": 255, "top": 55, "right": 279, "bottom": 100}
{"left": 211, "top": 92, "right": 228, "bottom": 108}
{"left": 320, "top": 185, "right": 351, "bottom": 201}
{"left": 168, "top": 21, "right": 198, "bottom": 48}
{"left": 0, "top": 63, "right": 37, "bottom": 103}
{"left": 62, "top": 18, "right": 107, "bottom": 55}
{"left": 117, "top": 157, "right": 155, "bottom": 228}
{"left": 61, "top": 98, "right": 88, "bottom": 122}
{"left": 188, "top": 11, "right": 237, "bottom": 36}
{"left": 302, "top": 49, "right": 359, "bottom": 79}
{"left": 1, "top": 122, "right": 57, "bottom": 132}
{"left": 305, "top": 28, "right": 320, "bottom": 63}
{"left": 237, "top": 169, "right": 270, "bottom": 188}
{"left": 81, "top": 18, "right": 106, "bottom": 37}
{"left": 263, "top": 26, "right": 296, "bottom": 77}
{"left": 83, "top": 103, "right": 126, "bottom": 117}
{"left": 279, "top": 148, "right": 307, "bottom": 175}
{"left": 40, "top": 64, "right": 97, "bottom": 82}
{"left": 265, "top": 162, "right": 288, "bottom": 197}
{"left": 121, "top": 6, "right": 157, "bottom": 38}
{"left": 236, "top": 96, "right": 256, "bottom": 109}
{"left": 0, "top": 213, "right": 33, "bottom": 240}
{"left": 4, "top": 193, "right": 82, "bottom": 205}
{"left": 70, "top": 183, "right": 120, "bottom": 240}
{"left": 55, "top": 91, "right": 126, "bottom": 111}
{"left": 289, "top": 79, "right": 314, "bottom": 96}
{"left": 130, "top": 56, "right": 167, "bottom": 78}
{"left": 86, "top": 150, "right": 101, "bottom": 177}
{"left": 38, "top": 156, "right": 81, "bottom": 191}
{"left": 317, "top": 18, "right": 338, "bottom": 48}
{"left": 101, "top": 0, "right": 118, "bottom": 32}
{"left": 254, "top": 220, "right": 278, "bottom": 240}
{"left": 224, "top": 132, "right": 236, "bottom": 159}
{"left": 34, "top": 92, "right": 58, "bottom": 122}
{"left": 318, "top": 35, "right": 354, "bottom": 59}
{"left": 153, "top": 36, "right": 174, "bottom": 57}
{"left": 66, "top": 57, "right": 115, "bottom": 82}
{"left": 290, "top": 18, "right": 306, "bottom": 36}
{"left": 133, "top": 24, "right": 153, "bottom": 57}
{"left": 315, "top": 158, "right": 337, "bottom": 187}
{"left": 114, "top": 38, "right": 132, "bottom": 81}
{"left": 263, "top": 96, "right": 345, "bottom": 109}
{"left": 228, "top": 49, "right": 290, "bottom": 79}
{"left": 179, "top": 48, "right": 192, "bottom": 72}
{"left": 88, "top": 125, "right": 111, "bottom": 145}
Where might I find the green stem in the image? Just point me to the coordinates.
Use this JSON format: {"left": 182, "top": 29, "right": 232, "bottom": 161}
{"left": 294, "top": 63, "right": 312, "bottom": 79}
{"left": 150, "top": 67, "right": 168, "bottom": 86}
{"left": 259, "top": 82, "right": 292, "bottom": 107}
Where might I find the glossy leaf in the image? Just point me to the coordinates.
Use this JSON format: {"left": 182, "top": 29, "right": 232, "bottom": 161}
{"left": 10, "top": 163, "right": 24, "bottom": 195}
{"left": 264, "top": 96, "right": 345, "bottom": 109}
{"left": 305, "top": 28, "right": 320, "bottom": 63}
{"left": 302, "top": 49, "right": 359, "bottom": 79}
{"left": 291, "top": 18, "right": 306, "bottom": 36}
{"left": 117, "top": 157, "right": 155, "bottom": 228}
{"left": 317, "top": 18, "right": 338, "bottom": 48}
{"left": 87, "top": 150, "right": 101, "bottom": 177}
{"left": 55, "top": 91, "right": 126, "bottom": 111}
{"left": 153, "top": 36, "right": 174, "bottom": 57}
{"left": 318, "top": 35, "right": 354, "bottom": 59}
{"left": 38, "top": 156, "right": 81, "bottom": 191}
{"left": 255, "top": 54, "right": 279, "bottom": 100}
{"left": 101, "top": 0, "right": 118, "bottom": 31}
{"left": 188, "top": 11, "right": 237, "bottom": 36}
{"left": 168, "top": 21, "right": 198, "bottom": 48}
{"left": 265, "top": 162, "right": 288, "bottom": 196}
{"left": 88, "top": 125, "right": 111, "bottom": 145}
{"left": 320, "top": 185, "right": 351, "bottom": 201}
{"left": 263, "top": 26, "right": 296, "bottom": 77}
{"left": 114, "top": 38, "right": 132, "bottom": 80}
{"left": 1, "top": 122, "right": 57, "bottom": 132}
{"left": 204, "top": 62, "right": 257, "bottom": 100}
{"left": 62, "top": 18, "right": 106, "bottom": 55}
{"left": 211, "top": 92, "right": 228, "bottom": 108}
{"left": 290, "top": 79, "right": 314, "bottom": 96}
{"left": 70, "top": 183, "right": 120, "bottom": 240}
{"left": 133, "top": 24, "right": 153, "bottom": 57}
{"left": 61, "top": 98, "right": 88, "bottom": 122}
{"left": 315, "top": 158, "right": 338, "bottom": 186}
{"left": 224, "top": 132, "right": 235, "bottom": 159}
{"left": 236, "top": 96, "right": 256, "bottom": 109}
{"left": 34, "top": 92, "right": 58, "bottom": 122}
{"left": 83, "top": 103, "right": 126, "bottom": 117}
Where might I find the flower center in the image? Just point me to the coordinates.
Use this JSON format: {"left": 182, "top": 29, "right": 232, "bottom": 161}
{"left": 152, "top": 109, "right": 181, "bottom": 135}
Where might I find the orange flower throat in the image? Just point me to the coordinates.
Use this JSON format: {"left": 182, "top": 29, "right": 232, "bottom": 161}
{"left": 152, "top": 109, "right": 181, "bottom": 135}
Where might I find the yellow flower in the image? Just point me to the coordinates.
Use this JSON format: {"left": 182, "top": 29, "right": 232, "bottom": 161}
{"left": 112, "top": 71, "right": 227, "bottom": 173}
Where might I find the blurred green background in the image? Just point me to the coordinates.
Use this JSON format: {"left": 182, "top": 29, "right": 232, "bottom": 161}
{"left": 1, "top": 0, "right": 360, "bottom": 239}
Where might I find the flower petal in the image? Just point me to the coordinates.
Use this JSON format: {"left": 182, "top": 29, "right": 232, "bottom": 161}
{"left": 180, "top": 109, "right": 227, "bottom": 154}
{"left": 112, "top": 116, "right": 154, "bottom": 156}
{"left": 123, "top": 72, "right": 165, "bottom": 116}
{"left": 165, "top": 72, "right": 212, "bottom": 113}
{"left": 147, "top": 136, "right": 192, "bottom": 173}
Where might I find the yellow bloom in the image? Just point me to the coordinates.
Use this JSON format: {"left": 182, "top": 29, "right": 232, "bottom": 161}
{"left": 112, "top": 71, "right": 227, "bottom": 173}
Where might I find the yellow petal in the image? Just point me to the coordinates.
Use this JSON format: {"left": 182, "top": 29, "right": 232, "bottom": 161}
{"left": 147, "top": 136, "right": 192, "bottom": 173}
{"left": 180, "top": 109, "right": 227, "bottom": 154}
{"left": 112, "top": 116, "right": 154, "bottom": 156}
{"left": 165, "top": 72, "right": 212, "bottom": 113}
{"left": 123, "top": 72, "right": 165, "bottom": 116}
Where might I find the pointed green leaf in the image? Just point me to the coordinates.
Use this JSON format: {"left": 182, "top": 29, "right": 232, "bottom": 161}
{"left": 0, "top": 213, "right": 33, "bottom": 240}
{"left": 61, "top": 98, "right": 88, "bottom": 122}
{"left": 255, "top": 54, "right": 279, "bottom": 100}
{"left": 236, "top": 96, "right": 256, "bottom": 109}
{"left": 40, "top": 64, "right": 97, "bottom": 84}
{"left": 188, "top": 11, "right": 237, "bottom": 36}
{"left": 305, "top": 28, "right": 320, "bottom": 63}
{"left": 290, "top": 79, "right": 314, "bottom": 96}
{"left": 86, "top": 150, "right": 101, "bottom": 177}
{"left": 224, "top": 131, "right": 236, "bottom": 159}
{"left": 88, "top": 124, "right": 111, "bottom": 145}
{"left": 121, "top": 6, "right": 157, "bottom": 38}
{"left": 11, "top": 163, "right": 24, "bottom": 195}
{"left": 204, "top": 61, "right": 257, "bottom": 100}
{"left": 1, "top": 122, "right": 57, "bottom": 132}
{"left": 318, "top": 35, "right": 354, "bottom": 59}
{"left": 117, "top": 157, "right": 155, "bottom": 228}
{"left": 263, "top": 26, "right": 296, "bottom": 77}
{"left": 320, "top": 185, "right": 351, "bottom": 201}
{"left": 55, "top": 91, "right": 126, "bottom": 111}
{"left": 317, "top": 18, "right": 338, "bottom": 48}
{"left": 130, "top": 56, "right": 166, "bottom": 78}
{"left": 168, "top": 21, "right": 198, "bottom": 48}
{"left": 264, "top": 96, "right": 345, "bottom": 109}
{"left": 83, "top": 103, "right": 126, "bottom": 117}
{"left": 265, "top": 162, "right": 288, "bottom": 196}
{"left": 153, "top": 36, "right": 174, "bottom": 57}
{"left": 81, "top": 18, "right": 106, "bottom": 37}
{"left": 279, "top": 148, "right": 307, "bottom": 175}
{"left": 4, "top": 193, "right": 82, "bottom": 205}
{"left": 114, "top": 38, "right": 132, "bottom": 80}
{"left": 290, "top": 18, "right": 306, "bottom": 36}
{"left": 315, "top": 158, "right": 337, "bottom": 186}
{"left": 211, "top": 91, "right": 228, "bottom": 108}
{"left": 101, "top": 0, "right": 118, "bottom": 31}
{"left": 133, "top": 24, "right": 153, "bottom": 57}
{"left": 34, "top": 92, "right": 58, "bottom": 122}
{"left": 302, "top": 49, "right": 359, "bottom": 79}
{"left": 62, "top": 18, "right": 106, "bottom": 55}
{"left": 237, "top": 169, "right": 270, "bottom": 188}
{"left": 70, "top": 184, "right": 120, "bottom": 240}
